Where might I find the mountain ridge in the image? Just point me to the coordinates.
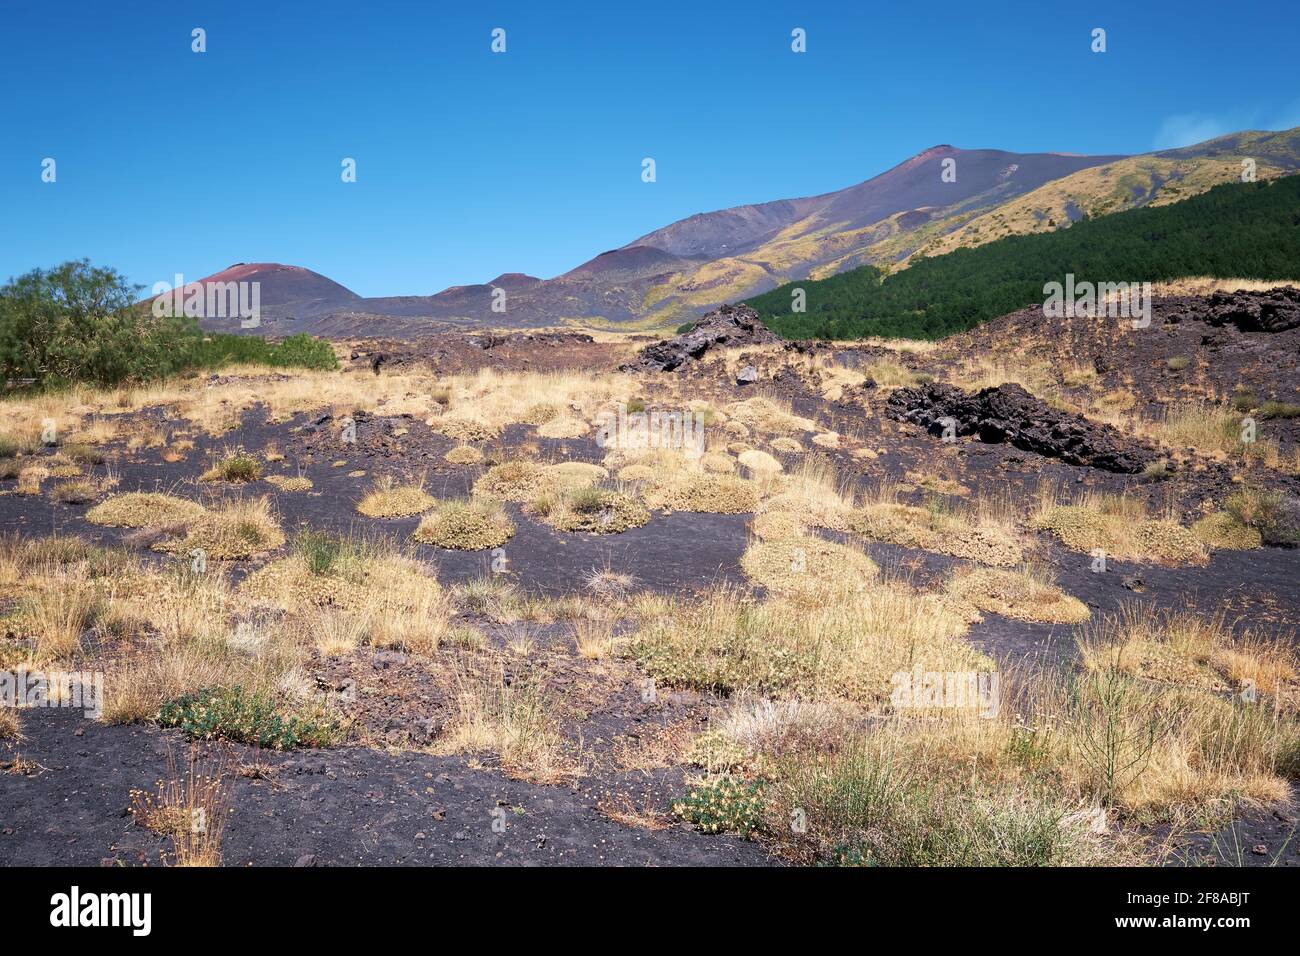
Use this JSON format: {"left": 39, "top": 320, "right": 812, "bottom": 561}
{"left": 173, "top": 127, "right": 1300, "bottom": 336}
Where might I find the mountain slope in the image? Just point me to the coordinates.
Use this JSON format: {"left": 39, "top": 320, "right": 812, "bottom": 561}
{"left": 745, "top": 175, "right": 1300, "bottom": 340}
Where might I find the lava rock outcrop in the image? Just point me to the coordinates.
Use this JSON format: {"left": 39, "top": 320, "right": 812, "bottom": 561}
{"left": 620, "top": 304, "right": 779, "bottom": 373}
{"left": 886, "top": 381, "right": 1157, "bottom": 473}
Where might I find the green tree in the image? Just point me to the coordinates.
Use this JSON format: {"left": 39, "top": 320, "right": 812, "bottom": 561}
{"left": 0, "top": 259, "right": 200, "bottom": 387}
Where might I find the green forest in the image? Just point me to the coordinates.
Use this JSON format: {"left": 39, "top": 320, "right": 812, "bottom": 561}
{"left": 745, "top": 175, "right": 1300, "bottom": 340}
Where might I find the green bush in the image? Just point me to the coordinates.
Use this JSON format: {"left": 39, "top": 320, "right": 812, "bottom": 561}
{"left": 158, "top": 685, "right": 340, "bottom": 749}
{"left": 1260, "top": 400, "right": 1300, "bottom": 419}
{"left": 673, "top": 776, "right": 766, "bottom": 837}
{"left": 0, "top": 260, "right": 198, "bottom": 387}
{"left": 192, "top": 333, "right": 338, "bottom": 371}
{"left": 0, "top": 260, "right": 338, "bottom": 389}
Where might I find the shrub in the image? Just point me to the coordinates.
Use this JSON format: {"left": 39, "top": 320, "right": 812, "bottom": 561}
{"left": 673, "top": 776, "right": 765, "bottom": 837}
{"left": 1260, "top": 400, "right": 1300, "bottom": 419}
{"left": 0, "top": 260, "right": 199, "bottom": 387}
{"left": 158, "top": 685, "right": 340, "bottom": 749}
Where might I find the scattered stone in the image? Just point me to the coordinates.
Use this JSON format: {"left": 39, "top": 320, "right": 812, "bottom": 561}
{"left": 736, "top": 365, "right": 759, "bottom": 385}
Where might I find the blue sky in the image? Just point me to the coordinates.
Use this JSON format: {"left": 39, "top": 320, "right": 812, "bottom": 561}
{"left": 2, "top": 0, "right": 1297, "bottom": 297}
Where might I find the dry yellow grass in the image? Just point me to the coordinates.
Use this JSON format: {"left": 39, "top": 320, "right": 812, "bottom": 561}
{"left": 946, "top": 566, "right": 1090, "bottom": 625}
{"left": 86, "top": 492, "right": 206, "bottom": 528}
{"left": 153, "top": 497, "right": 285, "bottom": 560}
{"left": 1031, "top": 490, "right": 1208, "bottom": 566}
{"left": 356, "top": 475, "right": 436, "bottom": 517}
{"left": 434, "top": 656, "right": 576, "bottom": 784}
{"left": 412, "top": 498, "right": 516, "bottom": 550}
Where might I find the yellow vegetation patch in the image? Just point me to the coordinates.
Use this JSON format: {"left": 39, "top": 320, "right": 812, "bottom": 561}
{"left": 534, "top": 487, "right": 650, "bottom": 534}
{"left": 631, "top": 585, "right": 984, "bottom": 704}
{"left": 742, "top": 535, "right": 878, "bottom": 599}
{"left": 434, "top": 414, "right": 501, "bottom": 443}
{"left": 1031, "top": 501, "right": 1208, "bottom": 566}
{"left": 86, "top": 493, "right": 207, "bottom": 528}
{"left": 646, "top": 472, "right": 760, "bottom": 514}
{"left": 946, "top": 567, "right": 1089, "bottom": 624}
{"left": 537, "top": 416, "right": 588, "bottom": 439}
{"left": 264, "top": 474, "right": 313, "bottom": 492}
{"left": 413, "top": 499, "right": 515, "bottom": 550}
{"left": 153, "top": 497, "right": 285, "bottom": 560}
{"left": 444, "top": 445, "right": 485, "bottom": 465}
{"left": 356, "top": 476, "right": 436, "bottom": 518}
{"left": 737, "top": 449, "right": 782, "bottom": 474}
{"left": 1191, "top": 511, "right": 1263, "bottom": 550}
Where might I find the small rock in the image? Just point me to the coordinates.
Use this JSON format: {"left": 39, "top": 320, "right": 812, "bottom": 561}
{"left": 736, "top": 365, "right": 759, "bottom": 385}
{"left": 1251, "top": 844, "right": 1268, "bottom": 856}
{"left": 1121, "top": 575, "right": 1145, "bottom": 592}
{"left": 294, "top": 854, "right": 317, "bottom": 867}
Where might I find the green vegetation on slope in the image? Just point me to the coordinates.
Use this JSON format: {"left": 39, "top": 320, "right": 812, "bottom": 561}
{"left": 746, "top": 176, "right": 1300, "bottom": 340}
{"left": 0, "top": 260, "right": 337, "bottom": 388}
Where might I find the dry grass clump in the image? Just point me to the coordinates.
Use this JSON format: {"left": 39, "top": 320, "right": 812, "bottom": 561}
{"left": 16, "top": 464, "right": 48, "bottom": 495}
{"left": 725, "top": 396, "right": 817, "bottom": 435}
{"left": 0, "top": 707, "right": 18, "bottom": 739}
{"left": 741, "top": 531, "right": 878, "bottom": 599}
{"left": 444, "top": 445, "right": 485, "bottom": 465}
{"left": 646, "top": 472, "right": 760, "bottom": 514}
{"left": 356, "top": 475, "right": 436, "bottom": 517}
{"left": 1148, "top": 401, "right": 1281, "bottom": 465}
{"left": 49, "top": 478, "right": 99, "bottom": 504}
{"left": 472, "top": 460, "right": 603, "bottom": 502}
{"left": 860, "top": 358, "right": 924, "bottom": 389}
{"left": 537, "top": 416, "right": 588, "bottom": 438}
{"left": 129, "top": 744, "right": 232, "bottom": 867}
{"left": 435, "top": 413, "right": 501, "bottom": 443}
{"left": 435, "top": 655, "right": 576, "bottom": 784}
{"left": 737, "top": 449, "right": 782, "bottom": 474}
{"left": 700, "top": 452, "right": 735, "bottom": 473}
{"left": 631, "top": 583, "right": 983, "bottom": 704}
{"left": 615, "top": 463, "right": 655, "bottom": 482}
{"left": 850, "top": 488, "right": 1024, "bottom": 567}
{"left": 1079, "top": 605, "right": 1297, "bottom": 701}
{"left": 946, "top": 566, "right": 1090, "bottom": 624}
{"left": 1030, "top": 490, "right": 1207, "bottom": 566}
{"left": 263, "top": 474, "right": 313, "bottom": 492}
{"left": 770, "top": 436, "right": 803, "bottom": 454}
{"left": 12, "top": 570, "right": 104, "bottom": 662}
{"left": 474, "top": 460, "right": 558, "bottom": 502}
{"left": 86, "top": 492, "right": 207, "bottom": 528}
{"left": 754, "top": 458, "right": 856, "bottom": 532}
{"left": 200, "top": 448, "right": 262, "bottom": 483}
{"left": 154, "top": 497, "right": 285, "bottom": 560}
{"left": 533, "top": 486, "right": 650, "bottom": 534}
{"left": 242, "top": 533, "right": 448, "bottom": 654}
{"left": 413, "top": 498, "right": 515, "bottom": 550}
{"left": 1191, "top": 511, "right": 1263, "bottom": 550}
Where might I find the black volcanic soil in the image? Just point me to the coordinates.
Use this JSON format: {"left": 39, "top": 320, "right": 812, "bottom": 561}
{"left": 0, "top": 710, "right": 769, "bottom": 867}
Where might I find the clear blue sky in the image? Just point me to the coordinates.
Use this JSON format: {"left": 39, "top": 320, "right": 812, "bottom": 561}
{"left": 2, "top": 0, "right": 1297, "bottom": 297}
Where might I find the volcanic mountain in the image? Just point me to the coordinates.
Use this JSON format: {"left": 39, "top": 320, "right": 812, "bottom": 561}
{"left": 185, "top": 127, "right": 1300, "bottom": 337}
